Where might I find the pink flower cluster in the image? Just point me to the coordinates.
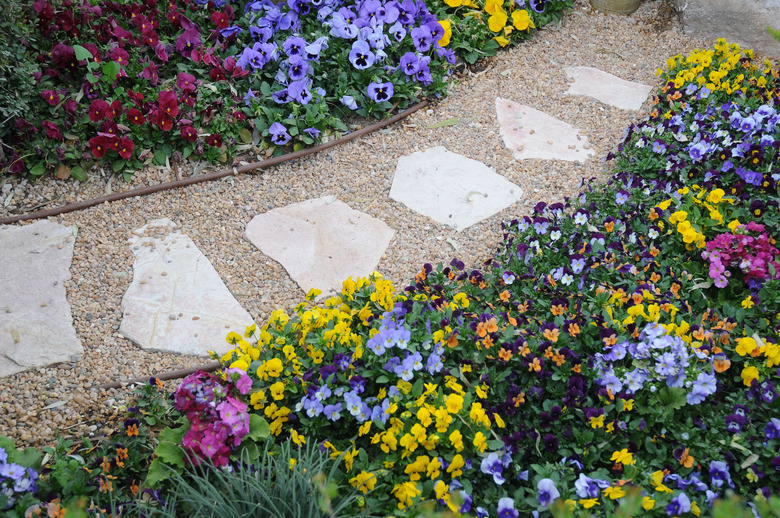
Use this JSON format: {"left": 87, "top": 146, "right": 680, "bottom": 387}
{"left": 702, "top": 222, "right": 780, "bottom": 289}
{"left": 174, "top": 369, "right": 252, "bottom": 467}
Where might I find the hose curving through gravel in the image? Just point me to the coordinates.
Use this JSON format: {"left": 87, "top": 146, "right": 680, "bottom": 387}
{"left": 0, "top": 100, "right": 429, "bottom": 226}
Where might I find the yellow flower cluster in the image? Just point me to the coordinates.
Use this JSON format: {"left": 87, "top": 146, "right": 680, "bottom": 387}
{"left": 658, "top": 39, "right": 778, "bottom": 98}
{"left": 443, "top": 0, "right": 535, "bottom": 47}
{"left": 735, "top": 334, "right": 780, "bottom": 387}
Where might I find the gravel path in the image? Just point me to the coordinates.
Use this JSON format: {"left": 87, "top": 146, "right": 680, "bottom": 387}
{"left": 0, "top": 0, "right": 716, "bottom": 447}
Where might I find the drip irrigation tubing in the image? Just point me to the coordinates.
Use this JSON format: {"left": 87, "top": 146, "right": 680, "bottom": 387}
{"left": 95, "top": 361, "right": 221, "bottom": 390}
{"left": 0, "top": 99, "right": 429, "bottom": 226}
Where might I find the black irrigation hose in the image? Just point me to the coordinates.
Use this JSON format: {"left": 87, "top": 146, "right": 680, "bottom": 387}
{"left": 0, "top": 99, "right": 429, "bottom": 226}
{"left": 95, "top": 361, "right": 221, "bottom": 390}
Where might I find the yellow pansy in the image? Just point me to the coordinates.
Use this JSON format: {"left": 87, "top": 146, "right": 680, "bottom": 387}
{"left": 512, "top": 9, "right": 534, "bottom": 30}
{"left": 437, "top": 20, "right": 451, "bottom": 47}
{"left": 447, "top": 454, "right": 465, "bottom": 477}
{"left": 473, "top": 431, "right": 487, "bottom": 452}
{"left": 269, "top": 381, "right": 285, "bottom": 400}
{"left": 610, "top": 449, "right": 633, "bottom": 465}
{"left": 741, "top": 365, "right": 760, "bottom": 387}
{"left": 603, "top": 486, "right": 626, "bottom": 500}
{"left": 350, "top": 471, "right": 377, "bottom": 494}
{"left": 445, "top": 393, "right": 464, "bottom": 414}
{"left": 392, "top": 481, "right": 421, "bottom": 509}
{"left": 488, "top": 9, "right": 507, "bottom": 33}
{"left": 580, "top": 498, "right": 599, "bottom": 509}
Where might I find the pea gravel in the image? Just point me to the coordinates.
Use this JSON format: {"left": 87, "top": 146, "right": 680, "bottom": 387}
{"left": 0, "top": 0, "right": 729, "bottom": 447}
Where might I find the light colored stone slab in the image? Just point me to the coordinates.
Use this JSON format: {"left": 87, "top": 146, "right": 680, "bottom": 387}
{"left": 496, "top": 97, "right": 595, "bottom": 162}
{"left": 244, "top": 197, "right": 395, "bottom": 296}
{"left": 683, "top": 0, "right": 780, "bottom": 60}
{"left": 0, "top": 220, "right": 82, "bottom": 377}
{"left": 390, "top": 146, "right": 523, "bottom": 231}
{"left": 120, "top": 218, "right": 254, "bottom": 357}
{"left": 564, "top": 66, "right": 653, "bottom": 111}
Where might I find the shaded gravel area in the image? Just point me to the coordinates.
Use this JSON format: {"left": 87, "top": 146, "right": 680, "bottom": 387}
{"left": 0, "top": 0, "right": 715, "bottom": 447}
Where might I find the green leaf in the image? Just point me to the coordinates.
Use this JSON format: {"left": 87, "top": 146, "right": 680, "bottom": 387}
{"left": 412, "top": 378, "right": 424, "bottom": 398}
{"left": 375, "top": 375, "right": 390, "bottom": 384}
{"left": 29, "top": 162, "right": 46, "bottom": 176}
{"left": 426, "top": 117, "right": 459, "bottom": 129}
{"left": 656, "top": 387, "right": 687, "bottom": 411}
{"left": 248, "top": 414, "right": 271, "bottom": 442}
{"left": 86, "top": 73, "right": 99, "bottom": 84}
{"left": 73, "top": 44, "right": 93, "bottom": 62}
{"left": 234, "top": 441, "right": 261, "bottom": 463}
{"left": 145, "top": 457, "right": 173, "bottom": 487}
{"left": 101, "top": 61, "right": 121, "bottom": 83}
{"left": 16, "top": 447, "right": 42, "bottom": 469}
{"left": 239, "top": 128, "right": 253, "bottom": 144}
{"left": 70, "top": 166, "right": 87, "bottom": 182}
{"left": 111, "top": 160, "right": 124, "bottom": 172}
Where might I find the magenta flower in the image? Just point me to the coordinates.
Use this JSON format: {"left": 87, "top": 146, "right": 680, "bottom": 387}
{"left": 176, "top": 29, "right": 202, "bottom": 57}
{"left": 176, "top": 72, "right": 198, "bottom": 93}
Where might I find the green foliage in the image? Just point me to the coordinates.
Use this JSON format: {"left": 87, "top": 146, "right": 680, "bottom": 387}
{"left": 139, "top": 439, "right": 370, "bottom": 518}
{"left": 0, "top": 0, "right": 39, "bottom": 153}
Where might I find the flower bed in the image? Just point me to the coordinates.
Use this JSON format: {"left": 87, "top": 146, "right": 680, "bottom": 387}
{"left": 0, "top": 0, "right": 570, "bottom": 180}
{"left": 3, "top": 40, "right": 780, "bottom": 517}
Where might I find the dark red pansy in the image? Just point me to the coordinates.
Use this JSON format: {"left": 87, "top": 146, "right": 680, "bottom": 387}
{"left": 157, "top": 113, "right": 173, "bottom": 131}
{"left": 157, "top": 90, "right": 179, "bottom": 118}
{"left": 206, "top": 134, "right": 222, "bottom": 148}
{"left": 41, "top": 90, "right": 60, "bottom": 105}
{"left": 107, "top": 100, "right": 123, "bottom": 119}
{"left": 180, "top": 125, "right": 197, "bottom": 142}
{"left": 143, "top": 29, "right": 159, "bottom": 47}
{"left": 117, "top": 138, "right": 135, "bottom": 159}
{"left": 89, "top": 99, "right": 110, "bottom": 122}
{"left": 110, "top": 48, "right": 130, "bottom": 67}
{"left": 211, "top": 12, "right": 228, "bottom": 29}
{"left": 89, "top": 136, "right": 109, "bottom": 158}
{"left": 127, "top": 108, "right": 145, "bottom": 125}
{"left": 101, "top": 120, "right": 119, "bottom": 137}
{"left": 42, "top": 121, "right": 63, "bottom": 141}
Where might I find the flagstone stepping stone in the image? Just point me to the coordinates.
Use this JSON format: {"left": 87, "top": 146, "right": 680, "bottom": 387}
{"left": 496, "top": 98, "right": 595, "bottom": 162}
{"left": 0, "top": 220, "right": 82, "bottom": 377}
{"left": 390, "top": 146, "right": 523, "bottom": 231}
{"left": 244, "top": 197, "right": 395, "bottom": 296}
{"left": 120, "top": 218, "right": 254, "bottom": 357}
{"left": 564, "top": 66, "right": 653, "bottom": 111}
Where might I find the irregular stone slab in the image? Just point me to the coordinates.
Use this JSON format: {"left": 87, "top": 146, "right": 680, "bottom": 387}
{"left": 244, "top": 197, "right": 395, "bottom": 296}
{"left": 564, "top": 66, "right": 653, "bottom": 111}
{"left": 0, "top": 220, "right": 82, "bottom": 377}
{"left": 683, "top": 0, "right": 780, "bottom": 60}
{"left": 390, "top": 146, "right": 523, "bottom": 231}
{"left": 120, "top": 218, "right": 254, "bottom": 357}
{"left": 496, "top": 98, "right": 595, "bottom": 162}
